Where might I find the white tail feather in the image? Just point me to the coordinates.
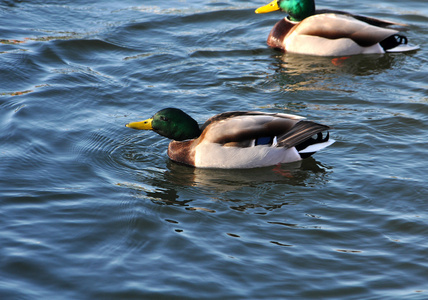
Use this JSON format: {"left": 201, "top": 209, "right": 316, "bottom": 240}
{"left": 298, "top": 139, "right": 335, "bottom": 153}
{"left": 386, "top": 44, "right": 420, "bottom": 53}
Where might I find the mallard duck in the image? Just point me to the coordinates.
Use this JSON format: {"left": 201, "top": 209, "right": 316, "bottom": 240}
{"left": 255, "top": 0, "right": 419, "bottom": 56}
{"left": 126, "top": 108, "right": 334, "bottom": 169}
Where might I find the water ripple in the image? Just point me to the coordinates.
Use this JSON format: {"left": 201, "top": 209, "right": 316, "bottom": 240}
{"left": 1, "top": 0, "right": 428, "bottom": 299}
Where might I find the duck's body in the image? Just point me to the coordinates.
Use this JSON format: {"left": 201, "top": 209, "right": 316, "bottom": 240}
{"left": 126, "top": 108, "right": 334, "bottom": 169}
{"left": 256, "top": 0, "right": 419, "bottom": 56}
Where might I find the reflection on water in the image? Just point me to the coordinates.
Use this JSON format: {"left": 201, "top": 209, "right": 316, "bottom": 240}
{"left": 120, "top": 157, "right": 332, "bottom": 212}
{"left": 164, "top": 158, "right": 330, "bottom": 189}
{"left": 270, "top": 53, "right": 398, "bottom": 93}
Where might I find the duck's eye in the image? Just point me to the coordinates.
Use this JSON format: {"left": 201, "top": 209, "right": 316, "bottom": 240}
{"left": 160, "top": 116, "right": 169, "bottom": 122}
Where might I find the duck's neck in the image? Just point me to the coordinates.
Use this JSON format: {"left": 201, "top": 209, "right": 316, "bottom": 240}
{"left": 282, "top": 0, "right": 315, "bottom": 22}
{"left": 168, "top": 123, "right": 201, "bottom": 141}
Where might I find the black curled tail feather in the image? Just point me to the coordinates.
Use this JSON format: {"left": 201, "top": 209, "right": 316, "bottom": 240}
{"left": 380, "top": 34, "right": 408, "bottom": 51}
{"left": 296, "top": 132, "right": 331, "bottom": 159}
{"left": 295, "top": 132, "right": 329, "bottom": 151}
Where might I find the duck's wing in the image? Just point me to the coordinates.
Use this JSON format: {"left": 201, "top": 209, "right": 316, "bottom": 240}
{"left": 294, "top": 13, "right": 399, "bottom": 48}
{"left": 276, "top": 120, "right": 330, "bottom": 148}
{"left": 200, "top": 111, "right": 304, "bottom": 132}
{"left": 199, "top": 112, "right": 329, "bottom": 149}
{"left": 315, "top": 9, "right": 408, "bottom": 28}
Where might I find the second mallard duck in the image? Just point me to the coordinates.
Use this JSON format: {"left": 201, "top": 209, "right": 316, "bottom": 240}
{"left": 126, "top": 108, "right": 334, "bottom": 169}
{"left": 255, "top": 0, "right": 419, "bottom": 56}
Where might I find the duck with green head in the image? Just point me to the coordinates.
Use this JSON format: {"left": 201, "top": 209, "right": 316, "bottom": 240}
{"left": 255, "top": 0, "right": 419, "bottom": 56}
{"left": 126, "top": 108, "right": 334, "bottom": 169}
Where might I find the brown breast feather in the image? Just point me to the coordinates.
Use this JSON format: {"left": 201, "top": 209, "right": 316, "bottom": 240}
{"left": 267, "top": 18, "right": 297, "bottom": 49}
{"left": 168, "top": 140, "right": 196, "bottom": 166}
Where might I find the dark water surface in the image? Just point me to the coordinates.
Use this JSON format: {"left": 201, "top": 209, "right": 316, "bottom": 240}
{"left": 1, "top": 0, "right": 428, "bottom": 298}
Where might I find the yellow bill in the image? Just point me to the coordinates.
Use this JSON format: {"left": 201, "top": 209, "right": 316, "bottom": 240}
{"left": 126, "top": 118, "right": 153, "bottom": 130}
{"left": 255, "top": 0, "right": 280, "bottom": 14}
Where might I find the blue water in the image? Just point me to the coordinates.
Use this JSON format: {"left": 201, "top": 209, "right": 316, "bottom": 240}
{"left": 1, "top": 0, "right": 428, "bottom": 298}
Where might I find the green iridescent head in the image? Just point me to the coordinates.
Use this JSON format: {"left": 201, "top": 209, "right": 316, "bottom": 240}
{"left": 126, "top": 108, "right": 201, "bottom": 141}
{"left": 255, "top": 0, "right": 316, "bottom": 22}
